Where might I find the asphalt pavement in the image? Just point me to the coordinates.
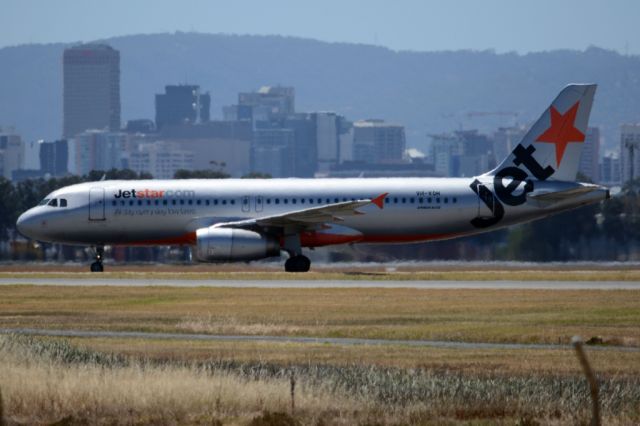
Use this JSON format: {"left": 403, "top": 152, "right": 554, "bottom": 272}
{"left": 0, "top": 278, "right": 638, "bottom": 289}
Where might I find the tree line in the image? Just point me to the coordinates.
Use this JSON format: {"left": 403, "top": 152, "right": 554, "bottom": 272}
{"left": 0, "top": 170, "right": 638, "bottom": 262}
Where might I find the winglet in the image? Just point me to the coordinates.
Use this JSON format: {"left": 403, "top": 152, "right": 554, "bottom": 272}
{"left": 371, "top": 192, "right": 388, "bottom": 209}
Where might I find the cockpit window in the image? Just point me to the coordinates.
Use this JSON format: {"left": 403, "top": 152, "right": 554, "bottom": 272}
{"left": 48, "top": 199, "right": 58, "bottom": 207}
{"left": 38, "top": 198, "right": 50, "bottom": 206}
{"left": 59, "top": 199, "right": 67, "bottom": 207}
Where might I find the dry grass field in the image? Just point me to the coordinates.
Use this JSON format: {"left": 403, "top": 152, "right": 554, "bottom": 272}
{"left": 1, "top": 334, "right": 639, "bottom": 425}
{"left": 0, "top": 273, "right": 639, "bottom": 424}
{"left": 0, "top": 285, "right": 639, "bottom": 347}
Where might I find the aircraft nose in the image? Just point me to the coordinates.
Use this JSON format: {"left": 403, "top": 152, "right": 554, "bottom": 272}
{"left": 16, "top": 210, "right": 38, "bottom": 239}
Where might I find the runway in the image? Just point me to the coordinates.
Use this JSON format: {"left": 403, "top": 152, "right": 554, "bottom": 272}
{"left": 2, "top": 327, "right": 638, "bottom": 352}
{"left": 0, "top": 278, "right": 638, "bottom": 289}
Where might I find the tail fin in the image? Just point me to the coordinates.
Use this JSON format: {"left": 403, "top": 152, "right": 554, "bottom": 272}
{"left": 487, "top": 84, "right": 597, "bottom": 182}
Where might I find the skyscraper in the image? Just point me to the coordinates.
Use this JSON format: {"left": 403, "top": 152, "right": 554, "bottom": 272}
{"left": 620, "top": 124, "right": 640, "bottom": 184}
{"left": 353, "top": 120, "right": 406, "bottom": 164}
{"left": 39, "top": 139, "right": 68, "bottom": 177}
{"left": 63, "top": 44, "right": 121, "bottom": 138}
{"left": 578, "top": 127, "right": 600, "bottom": 183}
{"left": 155, "top": 85, "right": 210, "bottom": 130}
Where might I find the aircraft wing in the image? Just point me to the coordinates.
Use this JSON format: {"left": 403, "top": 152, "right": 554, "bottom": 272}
{"left": 213, "top": 193, "right": 387, "bottom": 232}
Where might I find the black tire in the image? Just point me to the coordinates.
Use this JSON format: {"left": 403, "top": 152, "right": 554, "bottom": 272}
{"left": 284, "top": 255, "right": 311, "bottom": 273}
{"left": 90, "top": 262, "right": 104, "bottom": 272}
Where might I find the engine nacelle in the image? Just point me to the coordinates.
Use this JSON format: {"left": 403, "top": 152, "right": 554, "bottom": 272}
{"left": 195, "top": 227, "right": 280, "bottom": 262}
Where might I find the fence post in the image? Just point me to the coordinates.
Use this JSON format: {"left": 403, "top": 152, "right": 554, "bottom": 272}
{"left": 572, "top": 336, "right": 600, "bottom": 426}
{"left": 290, "top": 370, "right": 296, "bottom": 416}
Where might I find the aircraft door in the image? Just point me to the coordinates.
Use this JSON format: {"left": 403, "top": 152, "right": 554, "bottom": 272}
{"left": 89, "top": 188, "right": 106, "bottom": 221}
{"left": 241, "top": 195, "right": 251, "bottom": 212}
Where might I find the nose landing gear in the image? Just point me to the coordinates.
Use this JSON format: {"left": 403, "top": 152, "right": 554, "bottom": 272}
{"left": 284, "top": 255, "right": 311, "bottom": 273}
{"left": 90, "top": 246, "right": 104, "bottom": 272}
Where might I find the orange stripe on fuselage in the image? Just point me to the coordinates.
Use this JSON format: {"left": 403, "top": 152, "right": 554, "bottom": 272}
{"left": 119, "top": 231, "right": 463, "bottom": 248}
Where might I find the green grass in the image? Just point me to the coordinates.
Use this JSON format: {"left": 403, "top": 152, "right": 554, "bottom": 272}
{"left": 1, "top": 286, "right": 639, "bottom": 349}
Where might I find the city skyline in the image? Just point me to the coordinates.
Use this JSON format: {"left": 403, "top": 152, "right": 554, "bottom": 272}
{"left": 2, "top": 0, "right": 640, "bottom": 55}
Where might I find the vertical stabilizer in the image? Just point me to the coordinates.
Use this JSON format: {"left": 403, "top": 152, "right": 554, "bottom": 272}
{"left": 487, "top": 84, "right": 597, "bottom": 182}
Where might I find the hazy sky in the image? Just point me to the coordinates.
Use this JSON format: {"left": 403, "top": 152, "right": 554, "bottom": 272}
{"left": 2, "top": 0, "right": 639, "bottom": 54}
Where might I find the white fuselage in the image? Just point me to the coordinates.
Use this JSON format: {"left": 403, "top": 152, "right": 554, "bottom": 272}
{"left": 16, "top": 177, "right": 607, "bottom": 248}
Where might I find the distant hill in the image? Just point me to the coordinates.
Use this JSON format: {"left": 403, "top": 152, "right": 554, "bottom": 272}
{"left": 1, "top": 32, "right": 640, "bottom": 152}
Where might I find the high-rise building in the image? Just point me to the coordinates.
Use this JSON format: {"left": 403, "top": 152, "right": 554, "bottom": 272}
{"left": 620, "top": 124, "right": 640, "bottom": 184}
{"left": 353, "top": 120, "right": 406, "bottom": 164}
{"left": 252, "top": 126, "right": 295, "bottom": 178}
{"left": 73, "top": 130, "right": 129, "bottom": 175}
{"left": 63, "top": 44, "right": 120, "bottom": 138}
{"left": 492, "top": 125, "right": 527, "bottom": 165}
{"left": 429, "top": 130, "right": 493, "bottom": 177}
{"left": 130, "top": 141, "right": 194, "bottom": 179}
{"left": 236, "top": 86, "right": 295, "bottom": 121}
{"left": 579, "top": 127, "right": 600, "bottom": 182}
{"left": 600, "top": 153, "right": 621, "bottom": 186}
{"left": 285, "top": 113, "right": 317, "bottom": 177}
{"left": 39, "top": 139, "right": 68, "bottom": 177}
{"left": 155, "top": 85, "right": 211, "bottom": 130}
{"left": 0, "top": 132, "right": 24, "bottom": 179}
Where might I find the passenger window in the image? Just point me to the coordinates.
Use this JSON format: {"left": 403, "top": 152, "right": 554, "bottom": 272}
{"left": 179, "top": 200, "right": 184, "bottom": 205}
{"left": 300, "top": 199, "right": 305, "bottom": 204}
{"left": 163, "top": 200, "right": 168, "bottom": 205}
{"left": 402, "top": 198, "right": 406, "bottom": 203}
{"left": 121, "top": 200, "right": 125, "bottom": 206}
{"left": 309, "top": 199, "right": 314, "bottom": 204}
{"left": 214, "top": 200, "right": 218, "bottom": 205}
{"left": 428, "top": 197, "right": 432, "bottom": 203}
{"left": 155, "top": 200, "right": 160, "bottom": 205}
{"left": 187, "top": 200, "right": 192, "bottom": 205}
{"left": 292, "top": 199, "right": 297, "bottom": 204}
{"left": 410, "top": 198, "right": 415, "bottom": 204}
{"left": 275, "top": 199, "right": 280, "bottom": 204}
{"left": 129, "top": 200, "right": 134, "bottom": 206}
{"left": 196, "top": 200, "right": 201, "bottom": 205}
{"left": 284, "top": 199, "right": 288, "bottom": 204}
{"left": 318, "top": 198, "right": 322, "bottom": 204}
{"left": 205, "top": 200, "right": 209, "bottom": 206}
{"left": 266, "top": 199, "right": 271, "bottom": 204}
{"left": 419, "top": 198, "right": 424, "bottom": 204}
{"left": 334, "top": 198, "right": 339, "bottom": 203}
{"left": 138, "top": 200, "right": 142, "bottom": 206}
{"left": 222, "top": 200, "right": 227, "bottom": 205}
{"left": 48, "top": 199, "right": 58, "bottom": 207}
{"left": 453, "top": 197, "right": 457, "bottom": 203}
{"left": 59, "top": 199, "right": 67, "bottom": 207}
{"left": 444, "top": 197, "right": 448, "bottom": 203}
{"left": 146, "top": 200, "right": 151, "bottom": 206}
{"left": 393, "top": 197, "right": 398, "bottom": 204}
{"left": 436, "top": 198, "right": 441, "bottom": 203}
{"left": 112, "top": 200, "right": 117, "bottom": 207}
{"left": 231, "top": 200, "right": 235, "bottom": 205}
{"left": 385, "top": 198, "right": 390, "bottom": 204}
{"left": 172, "top": 200, "right": 176, "bottom": 205}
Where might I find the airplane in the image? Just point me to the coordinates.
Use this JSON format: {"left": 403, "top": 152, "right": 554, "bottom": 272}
{"left": 16, "top": 84, "right": 609, "bottom": 272}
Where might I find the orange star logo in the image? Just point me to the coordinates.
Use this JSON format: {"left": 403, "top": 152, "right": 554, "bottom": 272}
{"left": 536, "top": 101, "right": 585, "bottom": 166}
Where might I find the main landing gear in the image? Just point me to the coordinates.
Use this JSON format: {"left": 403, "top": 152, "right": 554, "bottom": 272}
{"left": 90, "top": 246, "right": 104, "bottom": 272}
{"left": 284, "top": 255, "right": 311, "bottom": 273}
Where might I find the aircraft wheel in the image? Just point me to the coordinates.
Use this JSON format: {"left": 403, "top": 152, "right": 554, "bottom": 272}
{"left": 284, "top": 255, "right": 311, "bottom": 273}
{"left": 90, "top": 261, "right": 104, "bottom": 272}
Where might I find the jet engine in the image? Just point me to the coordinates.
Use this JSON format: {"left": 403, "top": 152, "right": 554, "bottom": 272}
{"left": 195, "top": 227, "right": 280, "bottom": 262}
